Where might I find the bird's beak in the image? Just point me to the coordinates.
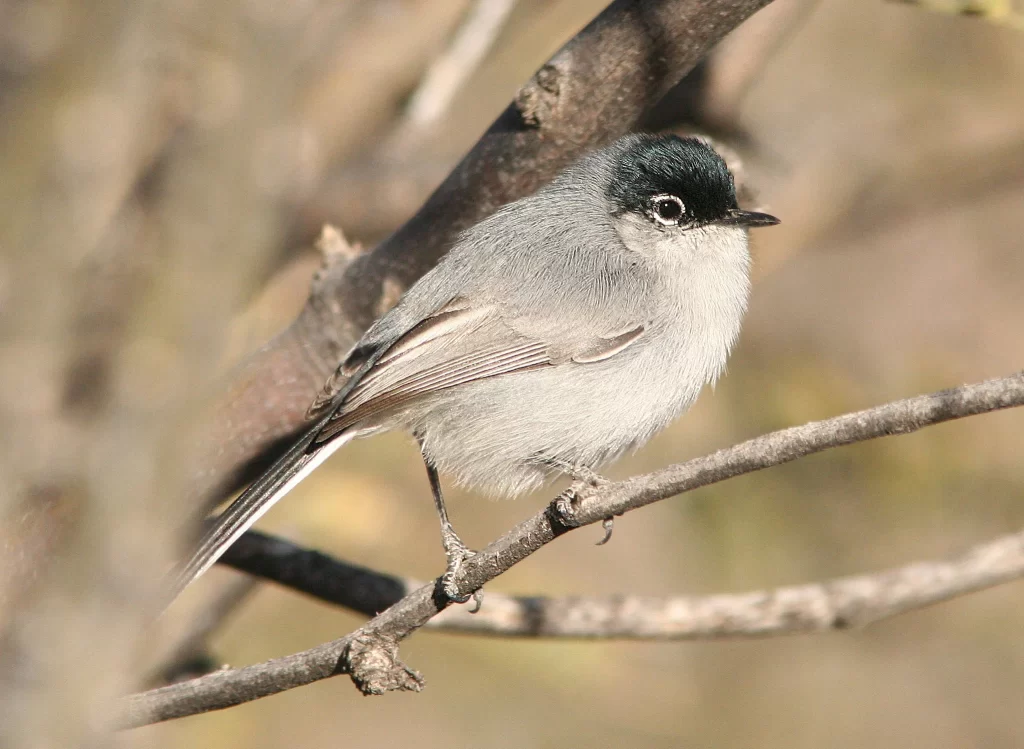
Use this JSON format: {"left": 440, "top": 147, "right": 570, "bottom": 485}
{"left": 719, "top": 209, "right": 780, "bottom": 228}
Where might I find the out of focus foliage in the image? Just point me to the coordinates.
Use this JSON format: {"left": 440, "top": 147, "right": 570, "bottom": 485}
{"left": 893, "top": 0, "right": 1024, "bottom": 30}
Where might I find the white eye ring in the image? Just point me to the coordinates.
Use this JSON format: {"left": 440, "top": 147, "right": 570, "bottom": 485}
{"left": 649, "top": 194, "right": 686, "bottom": 226}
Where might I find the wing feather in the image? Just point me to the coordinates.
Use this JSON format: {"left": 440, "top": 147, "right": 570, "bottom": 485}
{"left": 571, "top": 324, "right": 645, "bottom": 363}
{"left": 316, "top": 340, "right": 550, "bottom": 442}
{"left": 311, "top": 301, "right": 645, "bottom": 445}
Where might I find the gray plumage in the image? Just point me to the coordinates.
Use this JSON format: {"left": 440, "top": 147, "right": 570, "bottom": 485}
{"left": 170, "top": 133, "right": 778, "bottom": 602}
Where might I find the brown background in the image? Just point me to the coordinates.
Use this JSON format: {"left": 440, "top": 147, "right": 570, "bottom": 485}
{"left": 2, "top": 0, "right": 1023, "bottom": 746}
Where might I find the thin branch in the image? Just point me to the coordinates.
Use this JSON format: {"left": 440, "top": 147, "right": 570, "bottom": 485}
{"left": 222, "top": 527, "right": 1024, "bottom": 638}
{"left": 399, "top": 0, "right": 519, "bottom": 134}
{"left": 560, "top": 373, "right": 1024, "bottom": 528}
{"left": 120, "top": 372, "right": 1024, "bottom": 727}
{"left": 440, "top": 527, "right": 1024, "bottom": 636}
{"left": 221, "top": 530, "right": 408, "bottom": 616}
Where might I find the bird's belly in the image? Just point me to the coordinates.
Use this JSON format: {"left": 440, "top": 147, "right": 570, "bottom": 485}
{"left": 403, "top": 351, "right": 702, "bottom": 498}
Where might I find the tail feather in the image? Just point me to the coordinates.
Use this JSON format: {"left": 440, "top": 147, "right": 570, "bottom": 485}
{"left": 164, "top": 332, "right": 397, "bottom": 608}
{"left": 166, "top": 418, "right": 351, "bottom": 605}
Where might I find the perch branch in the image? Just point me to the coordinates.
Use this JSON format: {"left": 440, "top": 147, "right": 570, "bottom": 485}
{"left": 120, "top": 372, "right": 1024, "bottom": 727}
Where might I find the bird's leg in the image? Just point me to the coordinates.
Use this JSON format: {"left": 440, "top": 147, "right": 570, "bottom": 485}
{"left": 420, "top": 448, "right": 479, "bottom": 607}
{"left": 537, "top": 456, "right": 609, "bottom": 487}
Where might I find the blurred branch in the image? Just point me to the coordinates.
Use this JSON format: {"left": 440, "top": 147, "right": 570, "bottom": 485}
{"left": 222, "top": 529, "right": 407, "bottom": 615}
{"left": 221, "top": 527, "right": 1024, "bottom": 639}
{"left": 121, "top": 372, "right": 1024, "bottom": 726}
{"left": 190, "top": 0, "right": 780, "bottom": 509}
{"left": 396, "top": 0, "right": 519, "bottom": 136}
{"left": 149, "top": 577, "right": 259, "bottom": 687}
{"left": 0, "top": 1, "right": 303, "bottom": 742}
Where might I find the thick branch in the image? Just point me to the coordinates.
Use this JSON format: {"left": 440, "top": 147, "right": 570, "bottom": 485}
{"left": 191, "top": 0, "right": 779, "bottom": 505}
{"left": 121, "top": 372, "right": 1024, "bottom": 727}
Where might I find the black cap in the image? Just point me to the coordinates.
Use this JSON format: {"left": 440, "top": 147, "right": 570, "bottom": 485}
{"left": 606, "top": 134, "right": 778, "bottom": 228}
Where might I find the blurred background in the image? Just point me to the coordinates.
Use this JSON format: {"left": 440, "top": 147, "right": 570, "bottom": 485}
{"left": 1, "top": 0, "right": 1023, "bottom": 747}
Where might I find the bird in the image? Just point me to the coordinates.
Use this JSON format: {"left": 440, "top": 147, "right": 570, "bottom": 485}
{"left": 171, "top": 133, "right": 779, "bottom": 605}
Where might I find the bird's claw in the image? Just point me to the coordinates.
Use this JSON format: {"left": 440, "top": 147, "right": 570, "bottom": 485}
{"left": 551, "top": 481, "right": 618, "bottom": 546}
{"left": 545, "top": 460, "right": 610, "bottom": 532}
{"left": 439, "top": 526, "right": 482, "bottom": 608}
{"left": 552, "top": 484, "right": 585, "bottom": 527}
{"left": 440, "top": 546, "right": 476, "bottom": 604}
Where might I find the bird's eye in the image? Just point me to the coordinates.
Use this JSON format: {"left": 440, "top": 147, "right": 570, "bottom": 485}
{"left": 650, "top": 195, "right": 685, "bottom": 226}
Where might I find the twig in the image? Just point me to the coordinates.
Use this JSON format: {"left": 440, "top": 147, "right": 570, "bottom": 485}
{"left": 400, "top": 0, "right": 519, "bottom": 132}
{"left": 120, "top": 372, "right": 1024, "bottom": 727}
{"left": 440, "top": 527, "right": 1024, "bottom": 636}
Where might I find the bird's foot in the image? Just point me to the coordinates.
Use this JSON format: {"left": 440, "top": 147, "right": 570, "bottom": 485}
{"left": 439, "top": 525, "right": 481, "bottom": 608}
{"left": 551, "top": 482, "right": 586, "bottom": 527}
{"left": 550, "top": 470, "right": 615, "bottom": 544}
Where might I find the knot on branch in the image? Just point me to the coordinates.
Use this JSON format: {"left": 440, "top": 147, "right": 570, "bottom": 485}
{"left": 342, "top": 632, "right": 424, "bottom": 696}
{"left": 310, "top": 224, "right": 361, "bottom": 291}
{"left": 515, "top": 63, "right": 564, "bottom": 128}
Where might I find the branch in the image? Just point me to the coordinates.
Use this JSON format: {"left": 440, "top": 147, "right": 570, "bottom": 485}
{"left": 150, "top": 577, "right": 259, "bottom": 686}
{"left": 120, "top": 372, "right": 1024, "bottom": 727}
{"left": 221, "top": 526, "right": 1024, "bottom": 638}
{"left": 189, "top": 0, "right": 779, "bottom": 507}
{"left": 397, "top": 0, "right": 519, "bottom": 135}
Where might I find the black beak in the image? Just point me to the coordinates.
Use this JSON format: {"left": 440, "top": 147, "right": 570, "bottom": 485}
{"left": 719, "top": 209, "right": 780, "bottom": 228}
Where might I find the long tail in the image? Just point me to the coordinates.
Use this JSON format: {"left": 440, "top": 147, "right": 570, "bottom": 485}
{"left": 166, "top": 417, "right": 353, "bottom": 605}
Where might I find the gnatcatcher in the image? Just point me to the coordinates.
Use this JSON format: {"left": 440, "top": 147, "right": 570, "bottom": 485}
{"left": 172, "top": 134, "right": 779, "bottom": 604}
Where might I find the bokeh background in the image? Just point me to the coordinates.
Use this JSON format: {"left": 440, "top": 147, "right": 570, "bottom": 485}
{"left": 2, "top": 0, "right": 1023, "bottom": 747}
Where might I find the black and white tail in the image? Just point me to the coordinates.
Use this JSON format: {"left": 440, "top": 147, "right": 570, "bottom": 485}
{"left": 166, "top": 416, "right": 353, "bottom": 604}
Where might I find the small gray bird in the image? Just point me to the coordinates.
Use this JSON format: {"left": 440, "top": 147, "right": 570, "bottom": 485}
{"left": 173, "top": 134, "right": 778, "bottom": 603}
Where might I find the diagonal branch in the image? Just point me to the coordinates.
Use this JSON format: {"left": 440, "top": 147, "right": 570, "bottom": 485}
{"left": 396, "top": 0, "right": 520, "bottom": 136}
{"left": 121, "top": 372, "right": 1024, "bottom": 727}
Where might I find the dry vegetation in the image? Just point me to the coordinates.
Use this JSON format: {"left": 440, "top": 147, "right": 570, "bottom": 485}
{"left": 1, "top": 0, "right": 1022, "bottom": 747}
